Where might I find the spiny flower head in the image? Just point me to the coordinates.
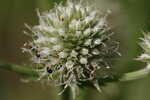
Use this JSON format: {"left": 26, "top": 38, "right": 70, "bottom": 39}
{"left": 137, "top": 32, "right": 150, "bottom": 63}
{"left": 23, "top": 0, "right": 119, "bottom": 95}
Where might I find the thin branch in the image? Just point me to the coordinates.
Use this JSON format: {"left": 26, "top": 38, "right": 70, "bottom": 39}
{"left": 119, "top": 66, "right": 150, "bottom": 81}
{"left": 0, "top": 62, "right": 150, "bottom": 83}
{"left": 0, "top": 62, "right": 38, "bottom": 77}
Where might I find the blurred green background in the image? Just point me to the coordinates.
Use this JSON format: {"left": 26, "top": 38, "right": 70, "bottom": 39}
{"left": 1, "top": 0, "right": 150, "bottom": 100}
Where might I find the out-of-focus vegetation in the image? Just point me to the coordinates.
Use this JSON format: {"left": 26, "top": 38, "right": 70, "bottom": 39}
{"left": 0, "top": 0, "right": 150, "bottom": 100}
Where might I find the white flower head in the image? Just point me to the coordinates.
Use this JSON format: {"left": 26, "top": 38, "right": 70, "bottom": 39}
{"left": 137, "top": 32, "right": 150, "bottom": 63}
{"left": 23, "top": 0, "right": 120, "bottom": 96}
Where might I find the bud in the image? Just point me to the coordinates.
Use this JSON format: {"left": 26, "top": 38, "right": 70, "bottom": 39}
{"left": 59, "top": 52, "right": 68, "bottom": 58}
{"left": 80, "top": 57, "right": 88, "bottom": 64}
{"left": 81, "top": 48, "right": 89, "bottom": 55}
{"left": 94, "top": 38, "right": 102, "bottom": 45}
{"left": 66, "top": 60, "right": 74, "bottom": 69}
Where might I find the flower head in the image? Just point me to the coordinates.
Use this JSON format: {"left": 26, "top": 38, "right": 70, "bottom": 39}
{"left": 23, "top": 0, "right": 119, "bottom": 95}
{"left": 137, "top": 32, "right": 150, "bottom": 63}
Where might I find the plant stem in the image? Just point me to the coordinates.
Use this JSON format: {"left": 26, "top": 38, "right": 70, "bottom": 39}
{"left": 0, "top": 62, "right": 150, "bottom": 82}
{"left": 119, "top": 67, "right": 150, "bottom": 81}
{"left": 0, "top": 62, "right": 38, "bottom": 77}
{"left": 78, "top": 88, "right": 88, "bottom": 100}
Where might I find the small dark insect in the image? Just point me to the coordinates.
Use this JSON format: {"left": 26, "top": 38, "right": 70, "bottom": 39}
{"left": 46, "top": 67, "right": 53, "bottom": 74}
{"left": 60, "top": 17, "right": 64, "bottom": 21}
{"left": 36, "top": 53, "right": 41, "bottom": 58}
{"left": 27, "top": 43, "right": 37, "bottom": 51}
{"left": 31, "top": 46, "right": 37, "bottom": 51}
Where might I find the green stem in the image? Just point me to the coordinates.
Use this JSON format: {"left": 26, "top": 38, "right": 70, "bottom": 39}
{"left": 0, "top": 62, "right": 38, "bottom": 77}
{"left": 0, "top": 62, "right": 150, "bottom": 82}
{"left": 119, "top": 68, "right": 150, "bottom": 81}
{"left": 78, "top": 88, "right": 88, "bottom": 100}
{"left": 1, "top": 62, "right": 150, "bottom": 83}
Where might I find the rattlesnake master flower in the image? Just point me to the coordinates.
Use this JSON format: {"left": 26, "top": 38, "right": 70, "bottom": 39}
{"left": 23, "top": 0, "right": 119, "bottom": 95}
{"left": 137, "top": 32, "right": 150, "bottom": 63}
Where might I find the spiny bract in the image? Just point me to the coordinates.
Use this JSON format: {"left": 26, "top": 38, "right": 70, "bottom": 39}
{"left": 23, "top": 0, "right": 119, "bottom": 94}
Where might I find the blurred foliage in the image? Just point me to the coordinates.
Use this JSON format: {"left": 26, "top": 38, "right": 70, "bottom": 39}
{"left": 0, "top": 0, "right": 150, "bottom": 100}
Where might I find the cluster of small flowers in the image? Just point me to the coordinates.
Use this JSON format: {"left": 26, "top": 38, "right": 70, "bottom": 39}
{"left": 23, "top": 0, "right": 119, "bottom": 92}
{"left": 137, "top": 33, "right": 150, "bottom": 64}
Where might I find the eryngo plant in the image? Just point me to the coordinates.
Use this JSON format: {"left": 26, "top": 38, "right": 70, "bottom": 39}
{"left": 137, "top": 32, "right": 150, "bottom": 67}
{"left": 23, "top": 0, "right": 120, "bottom": 96}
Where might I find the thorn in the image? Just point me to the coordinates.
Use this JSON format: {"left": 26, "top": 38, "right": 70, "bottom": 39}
{"left": 93, "top": 80, "right": 102, "bottom": 93}
{"left": 58, "top": 84, "right": 68, "bottom": 95}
